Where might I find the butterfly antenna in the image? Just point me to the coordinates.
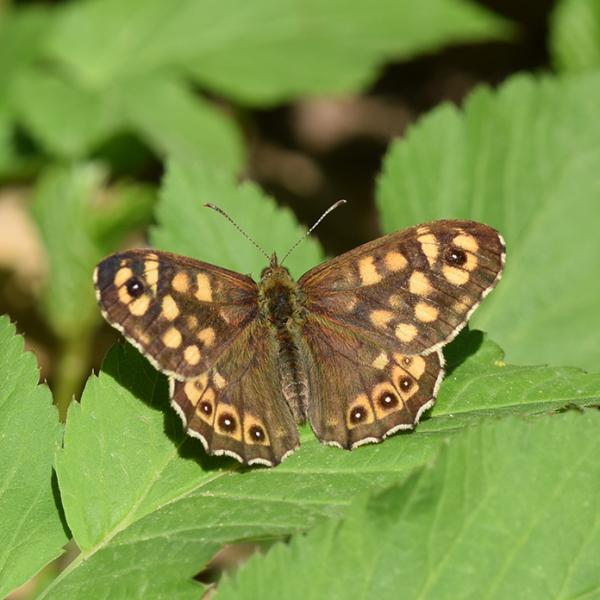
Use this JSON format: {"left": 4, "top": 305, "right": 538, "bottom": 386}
{"left": 204, "top": 203, "right": 270, "bottom": 261}
{"left": 281, "top": 199, "right": 347, "bottom": 265}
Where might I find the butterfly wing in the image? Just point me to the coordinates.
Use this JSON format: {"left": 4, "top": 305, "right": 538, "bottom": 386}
{"left": 170, "top": 321, "right": 299, "bottom": 466}
{"left": 302, "top": 315, "right": 444, "bottom": 448}
{"left": 299, "top": 220, "right": 505, "bottom": 355}
{"left": 95, "top": 249, "right": 299, "bottom": 466}
{"left": 298, "top": 220, "right": 504, "bottom": 448}
{"left": 94, "top": 249, "right": 258, "bottom": 379}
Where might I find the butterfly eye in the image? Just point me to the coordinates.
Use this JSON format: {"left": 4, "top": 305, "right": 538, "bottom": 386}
{"left": 443, "top": 246, "right": 467, "bottom": 267}
{"left": 249, "top": 425, "right": 266, "bottom": 442}
{"left": 377, "top": 392, "right": 399, "bottom": 409}
{"left": 126, "top": 277, "right": 145, "bottom": 298}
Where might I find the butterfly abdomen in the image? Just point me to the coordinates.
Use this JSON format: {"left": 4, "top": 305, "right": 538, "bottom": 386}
{"left": 259, "top": 268, "right": 310, "bottom": 423}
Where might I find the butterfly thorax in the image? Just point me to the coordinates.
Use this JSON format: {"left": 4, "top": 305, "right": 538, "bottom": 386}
{"left": 258, "top": 258, "right": 310, "bottom": 423}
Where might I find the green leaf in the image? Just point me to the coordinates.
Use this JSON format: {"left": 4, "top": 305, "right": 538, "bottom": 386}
{"left": 0, "top": 5, "right": 51, "bottom": 93}
{"left": 32, "top": 164, "right": 108, "bottom": 336}
{"left": 12, "top": 69, "right": 122, "bottom": 159}
{"left": 45, "top": 331, "right": 600, "bottom": 598}
{"left": 152, "top": 160, "right": 324, "bottom": 280}
{"left": 31, "top": 163, "right": 156, "bottom": 337}
{"left": 12, "top": 69, "right": 243, "bottom": 171}
{"left": 46, "top": 0, "right": 511, "bottom": 105}
{"left": 118, "top": 76, "right": 243, "bottom": 173}
{"left": 551, "top": 0, "right": 600, "bottom": 72}
{"left": 0, "top": 6, "right": 52, "bottom": 174}
{"left": 0, "top": 316, "right": 67, "bottom": 598}
{"left": 216, "top": 410, "right": 600, "bottom": 599}
{"left": 377, "top": 71, "right": 600, "bottom": 370}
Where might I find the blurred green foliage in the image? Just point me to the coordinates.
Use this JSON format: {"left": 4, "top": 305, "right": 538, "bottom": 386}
{"left": 1, "top": 1, "right": 600, "bottom": 598}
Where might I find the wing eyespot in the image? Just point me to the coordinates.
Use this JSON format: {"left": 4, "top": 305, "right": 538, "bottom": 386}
{"left": 377, "top": 392, "right": 399, "bottom": 410}
{"left": 399, "top": 377, "right": 413, "bottom": 392}
{"left": 199, "top": 401, "right": 213, "bottom": 416}
{"left": 249, "top": 424, "right": 266, "bottom": 442}
{"left": 218, "top": 412, "right": 237, "bottom": 433}
{"left": 126, "top": 277, "right": 145, "bottom": 298}
{"left": 443, "top": 246, "right": 467, "bottom": 267}
{"left": 349, "top": 405, "right": 368, "bottom": 424}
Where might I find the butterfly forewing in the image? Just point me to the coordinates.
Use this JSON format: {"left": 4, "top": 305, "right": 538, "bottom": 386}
{"left": 94, "top": 249, "right": 258, "bottom": 379}
{"left": 299, "top": 220, "right": 505, "bottom": 355}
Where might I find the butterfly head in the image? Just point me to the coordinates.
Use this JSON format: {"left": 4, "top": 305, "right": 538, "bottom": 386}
{"left": 260, "top": 253, "right": 293, "bottom": 284}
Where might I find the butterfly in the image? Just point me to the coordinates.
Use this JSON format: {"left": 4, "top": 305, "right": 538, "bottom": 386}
{"left": 94, "top": 211, "right": 505, "bottom": 467}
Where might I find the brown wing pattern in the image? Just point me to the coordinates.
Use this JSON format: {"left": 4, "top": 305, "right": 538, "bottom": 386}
{"left": 94, "top": 249, "right": 258, "bottom": 379}
{"left": 170, "top": 322, "right": 299, "bottom": 466}
{"left": 302, "top": 314, "right": 444, "bottom": 449}
{"left": 299, "top": 220, "right": 505, "bottom": 355}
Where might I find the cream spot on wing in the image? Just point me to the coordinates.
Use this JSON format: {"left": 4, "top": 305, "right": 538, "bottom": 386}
{"left": 344, "top": 296, "right": 358, "bottom": 312}
{"left": 184, "top": 380, "right": 201, "bottom": 404}
{"left": 384, "top": 251, "right": 407, "bottom": 272}
{"left": 453, "top": 296, "right": 472, "bottom": 313}
{"left": 409, "top": 271, "right": 433, "bottom": 296}
{"left": 370, "top": 309, "right": 394, "bottom": 329}
{"left": 129, "top": 295, "right": 150, "bottom": 316}
{"left": 415, "top": 301, "right": 439, "bottom": 323}
{"left": 186, "top": 315, "right": 198, "bottom": 331}
{"left": 358, "top": 256, "right": 382, "bottom": 286}
{"left": 453, "top": 233, "right": 479, "bottom": 253}
{"left": 388, "top": 294, "right": 403, "bottom": 308}
{"left": 395, "top": 355, "right": 426, "bottom": 379}
{"left": 418, "top": 233, "right": 439, "bottom": 267}
{"left": 196, "top": 373, "right": 209, "bottom": 394}
{"left": 213, "top": 370, "right": 227, "bottom": 389}
{"left": 197, "top": 327, "right": 215, "bottom": 347}
{"left": 443, "top": 265, "right": 469, "bottom": 285}
{"left": 162, "top": 326, "right": 182, "bottom": 348}
{"left": 118, "top": 286, "right": 132, "bottom": 305}
{"left": 372, "top": 351, "right": 389, "bottom": 370}
{"left": 464, "top": 253, "right": 478, "bottom": 272}
{"left": 114, "top": 267, "right": 133, "bottom": 287}
{"left": 416, "top": 226, "right": 430, "bottom": 236}
{"left": 218, "top": 309, "right": 232, "bottom": 324}
{"left": 133, "top": 327, "right": 150, "bottom": 345}
{"left": 195, "top": 273, "right": 212, "bottom": 302}
{"left": 162, "top": 294, "right": 180, "bottom": 321}
{"left": 395, "top": 323, "right": 418, "bottom": 342}
{"left": 172, "top": 271, "right": 190, "bottom": 293}
{"left": 144, "top": 260, "right": 159, "bottom": 292}
{"left": 184, "top": 344, "right": 201, "bottom": 366}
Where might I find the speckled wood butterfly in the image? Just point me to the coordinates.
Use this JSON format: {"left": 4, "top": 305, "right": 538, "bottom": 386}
{"left": 94, "top": 210, "right": 505, "bottom": 467}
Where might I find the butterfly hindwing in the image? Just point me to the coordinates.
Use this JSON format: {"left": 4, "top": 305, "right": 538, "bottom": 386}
{"left": 170, "top": 322, "right": 299, "bottom": 466}
{"left": 302, "top": 314, "right": 444, "bottom": 448}
{"left": 94, "top": 249, "right": 258, "bottom": 379}
{"left": 299, "top": 220, "right": 505, "bottom": 355}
